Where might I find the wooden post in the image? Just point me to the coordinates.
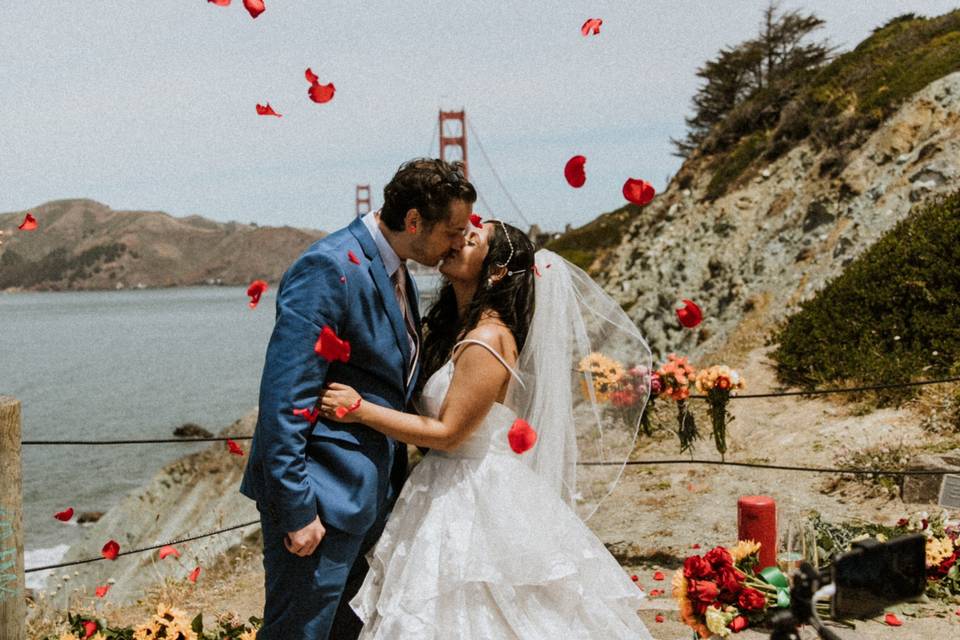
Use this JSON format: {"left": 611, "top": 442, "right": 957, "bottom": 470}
{"left": 0, "top": 396, "right": 25, "bottom": 640}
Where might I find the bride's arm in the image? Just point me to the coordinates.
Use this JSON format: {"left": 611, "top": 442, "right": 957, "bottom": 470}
{"left": 319, "top": 341, "right": 510, "bottom": 451}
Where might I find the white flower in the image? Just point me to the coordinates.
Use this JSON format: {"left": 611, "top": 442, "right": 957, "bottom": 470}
{"left": 706, "top": 606, "right": 734, "bottom": 637}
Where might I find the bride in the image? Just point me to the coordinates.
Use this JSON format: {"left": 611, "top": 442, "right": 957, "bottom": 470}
{"left": 320, "top": 219, "right": 655, "bottom": 639}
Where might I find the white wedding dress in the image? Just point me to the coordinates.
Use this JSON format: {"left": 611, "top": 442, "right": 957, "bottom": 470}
{"left": 350, "top": 339, "right": 654, "bottom": 639}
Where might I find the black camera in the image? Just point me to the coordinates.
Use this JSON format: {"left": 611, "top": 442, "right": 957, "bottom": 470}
{"left": 770, "top": 533, "right": 927, "bottom": 640}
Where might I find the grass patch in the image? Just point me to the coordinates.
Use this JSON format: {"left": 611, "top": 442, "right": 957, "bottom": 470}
{"left": 545, "top": 203, "right": 642, "bottom": 273}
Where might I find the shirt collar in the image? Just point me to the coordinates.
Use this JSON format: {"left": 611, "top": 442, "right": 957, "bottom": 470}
{"left": 361, "top": 210, "right": 402, "bottom": 277}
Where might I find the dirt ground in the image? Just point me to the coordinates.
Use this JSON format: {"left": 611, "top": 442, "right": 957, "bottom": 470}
{"left": 29, "top": 342, "right": 960, "bottom": 639}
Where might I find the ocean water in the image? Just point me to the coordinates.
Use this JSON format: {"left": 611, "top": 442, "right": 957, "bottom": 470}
{"left": 1, "top": 276, "right": 442, "bottom": 588}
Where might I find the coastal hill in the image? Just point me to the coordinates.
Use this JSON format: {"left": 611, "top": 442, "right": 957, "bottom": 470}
{"left": 0, "top": 199, "right": 326, "bottom": 291}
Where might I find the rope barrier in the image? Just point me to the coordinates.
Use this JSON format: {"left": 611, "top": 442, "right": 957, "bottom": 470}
{"left": 581, "top": 458, "right": 951, "bottom": 476}
{"left": 24, "top": 520, "right": 260, "bottom": 574}
{"left": 685, "top": 375, "right": 960, "bottom": 399}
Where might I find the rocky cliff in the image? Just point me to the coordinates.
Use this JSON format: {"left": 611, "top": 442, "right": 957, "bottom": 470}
{"left": 592, "top": 72, "right": 960, "bottom": 365}
{"left": 0, "top": 199, "right": 326, "bottom": 291}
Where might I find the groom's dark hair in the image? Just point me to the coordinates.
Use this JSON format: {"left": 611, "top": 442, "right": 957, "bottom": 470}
{"left": 380, "top": 158, "right": 477, "bottom": 232}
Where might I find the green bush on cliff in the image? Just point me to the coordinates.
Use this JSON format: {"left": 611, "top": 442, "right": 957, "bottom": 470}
{"left": 545, "top": 204, "right": 641, "bottom": 272}
{"left": 770, "top": 191, "right": 960, "bottom": 405}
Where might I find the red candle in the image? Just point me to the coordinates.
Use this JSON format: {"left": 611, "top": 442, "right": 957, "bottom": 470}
{"left": 738, "top": 495, "right": 777, "bottom": 570}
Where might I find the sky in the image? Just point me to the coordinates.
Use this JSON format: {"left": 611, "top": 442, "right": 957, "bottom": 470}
{"left": 2, "top": 1, "right": 958, "bottom": 234}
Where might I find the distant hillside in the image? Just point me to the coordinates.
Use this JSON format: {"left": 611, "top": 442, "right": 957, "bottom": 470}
{"left": 0, "top": 199, "right": 326, "bottom": 291}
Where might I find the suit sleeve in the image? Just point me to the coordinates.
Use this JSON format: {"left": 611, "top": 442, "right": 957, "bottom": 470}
{"left": 257, "top": 251, "right": 346, "bottom": 533}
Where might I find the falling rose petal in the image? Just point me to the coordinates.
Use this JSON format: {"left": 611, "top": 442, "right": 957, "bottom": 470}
{"left": 564, "top": 155, "right": 587, "bottom": 188}
{"left": 884, "top": 613, "right": 902, "bottom": 627}
{"left": 208, "top": 0, "right": 231, "bottom": 5}
{"left": 188, "top": 566, "right": 201, "bottom": 583}
{"left": 82, "top": 621, "right": 99, "bottom": 639}
{"left": 676, "top": 299, "right": 703, "bottom": 328}
{"left": 630, "top": 574, "right": 639, "bottom": 582}
{"left": 247, "top": 279, "right": 268, "bottom": 308}
{"left": 653, "top": 571, "right": 665, "bottom": 581}
{"left": 227, "top": 439, "right": 244, "bottom": 456}
{"left": 335, "top": 397, "right": 362, "bottom": 419}
{"left": 655, "top": 614, "right": 665, "bottom": 623}
{"left": 508, "top": 418, "right": 537, "bottom": 454}
{"left": 54, "top": 508, "right": 74, "bottom": 522}
{"left": 545, "top": 263, "right": 552, "bottom": 269}
{"left": 305, "top": 67, "right": 319, "bottom": 84}
{"left": 158, "top": 545, "right": 180, "bottom": 560}
{"left": 293, "top": 406, "right": 321, "bottom": 425}
{"left": 649, "top": 588, "right": 665, "bottom": 597}
{"left": 18, "top": 213, "right": 38, "bottom": 231}
{"left": 469, "top": 213, "right": 483, "bottom": 229}
{"left": 255, "top": 103, "right": 282, "bottom": 117}
{"left": 314, "top": 325, "right": 351, "bottom": 363}
{"left": 308, "top": 82, "right": 336, "bottom": 104}
{"left": 532, "top": 265, "right": 542, "bottom": 278}
{"left": 347, "top": 250, "right": 361, "bottom": 265}
{"left": 581, "top": 18, "right": 603, "bottom": 36}
{"left": 101, "top": 540, "right": 120, "bottom": 561}
{"left": 95, "top": 584, "right": 110, "bottom": 598}
{"left": 243, "top": 0, "right": 265, "bottom": 19}
{"left": 622, "top": 178, "right": 656, "bottom": 206}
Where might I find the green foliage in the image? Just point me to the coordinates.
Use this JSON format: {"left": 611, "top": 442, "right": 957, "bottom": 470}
{"left": 545, "top": 204, "right": 640, "bottom": 273}
{"left": 0, "top": 242, "right": 126, "bottom": 288}
{"left": 705, "top": 131, "right": 767, "bottom": 200}
{"left": 770, "top": 191, "right": 960, "bottom": 406}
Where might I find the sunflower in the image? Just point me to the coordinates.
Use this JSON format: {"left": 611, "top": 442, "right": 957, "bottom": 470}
{"left": 672, "top": 569, "right": 711, "bottom": 638}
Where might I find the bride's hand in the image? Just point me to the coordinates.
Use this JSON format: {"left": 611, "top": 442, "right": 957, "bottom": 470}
{"left": 319, "top": 383, "right": 364, "bottom": 423}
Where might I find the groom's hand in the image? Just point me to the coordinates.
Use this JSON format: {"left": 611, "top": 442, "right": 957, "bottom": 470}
{"left": 284, "top": 515, "right": 326, "bottom": 557}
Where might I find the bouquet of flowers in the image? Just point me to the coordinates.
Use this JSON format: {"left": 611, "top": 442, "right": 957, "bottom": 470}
{"left": 50, "top": 605, "right": 262, "bottom": 640}
{"left": 694, "top": 365, "right": 746, "bottom": 459}
{"left": 577, "top": 352, "right": 625, "bottom": 404}
{"left": 657, "top": 353, "right": 699, "bottom": 452}
{"left": 673, "top": 541, "right": 819, "bottom": 637}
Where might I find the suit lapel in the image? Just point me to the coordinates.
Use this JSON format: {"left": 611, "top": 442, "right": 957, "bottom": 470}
{"left": 348, "top": 218, "right": 412, "bottom": 380}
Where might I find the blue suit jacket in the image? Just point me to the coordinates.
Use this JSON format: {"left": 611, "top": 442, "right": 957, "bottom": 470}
{"left": 240, "top": 217, "right": 420, "bottom": 535}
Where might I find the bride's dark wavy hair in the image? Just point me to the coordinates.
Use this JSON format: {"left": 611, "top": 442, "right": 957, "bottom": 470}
{"left": 418, "top": 220, "right": 536, "bottom": 395}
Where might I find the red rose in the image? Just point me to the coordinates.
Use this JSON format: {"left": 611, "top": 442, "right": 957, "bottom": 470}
{"left": 689, "top": 580, "right": 720, "bottom": 604}
{"left": 737, "top": 587, "right": 767, "bottom": 612}
{"left": 684, "top": 555, "right": 714, "bottom": 580}
{"left": 715, "top": 566, "right": 746, "bottom": 601}
{"left": 729, "top": 615, "right": 749, "bottom": 632}
{"left": 704, "top": 546, "right": 734, "bottom": 570}
{"left": 933, "top": 551, "right": 958, "bottom": 578}
{"left": 716, "top": 376, "right": 731, "bottom": 390}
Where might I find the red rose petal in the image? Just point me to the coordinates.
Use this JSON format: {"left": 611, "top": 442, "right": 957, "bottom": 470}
{"left": 564, "top": 155, "right": 587, "bottom": 188}
{"left": 649, "top": 588, "right": 665, "bottom": 597}
{"left": 533, "top": 264, "right": 542, "bottom": 278}
{"left": 315, "top": 325, "right": 351, "bottom": 363}
{"left": 243, "top": 0, "right": 265, "bottom": 19}
{"left": 82, "top": 621, "right": 98, "bottom": 639}
{"left": 347, "top": 250, "right": 361, "bottom": 265}
{"left": 884, "top": 613, "right": 902, "bottom": 626}
{"left": 730, "top": 615, "right": 749, "bottom": 632}
{"left": 340, "top": 276, "right": 347, "bottom": 284}
{"left": 653, "top": 571, "right": 665, "bottom": 581}
{"left": 227, "top": 439, "right": 244, "bottom": 456}
{"left": 630, "top": 574, "right": 639, "bottom": 582}
{"left": 581, "top": 18, "right": 603, "bottom": 36}
{"left": 305, "top": 68, "right": 319, "bottom": 85}
{"left": 208, "top": 0, "right": 231, "bottom": 5}
{"left": 335, "top": 397, "right": 362, "bottom": 419}
{"left": 54, "top": 507, "right": 74, "bottom": 522}
{"left": 469, "top": 214, "right": 483, "bottom": 229}
{"left": 188, "top": 566, "right": 201, "bottom": 583}
{"left": 293, "top": 406, "right": 321, "bottom": 425}
{"left": 655, "top": 614, "right": 665, "bottom": 623}
{"left": 95, "top": 584, "right": 110, "bottom": 598}
{"left": 622, "top": 178, "right": 656, "bottom": 206}
{"left": 18, "top": 213, "right": 38, "bottom": 231}
{"left": 676, "top": 299, "right": 703, "bottom": 328}
{"left": 255, "top": 103, "right": 282, "bottom": 118}
{"left": 101, "top": 540, "right": 120, "bottom": 561}
{"left": 247, "top": 279, "right": 268, "bottom": 308}
{"left": 691, "top": 543, "right": 701, "bottom": 549}
{"left": 308, "top": 82, "right": 336, "bottom": 104}
{"left": 158, "top": 545, "right": 180, "bottom": 560}
{"left": 508, "top": 418, "right": 537, "bottom": 454}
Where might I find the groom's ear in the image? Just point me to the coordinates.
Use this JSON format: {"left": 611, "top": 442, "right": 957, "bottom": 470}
{"left": 404, "top": 209, "right": 421, "bottom": 233}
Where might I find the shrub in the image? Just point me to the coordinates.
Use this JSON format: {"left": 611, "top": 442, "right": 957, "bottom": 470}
{"left": 770, "top": 191, "right": 960, "bottom": 406}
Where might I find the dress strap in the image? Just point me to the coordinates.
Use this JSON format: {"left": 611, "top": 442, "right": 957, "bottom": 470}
{"left": 452, "top": 339, "right": 526, "bottom": 388}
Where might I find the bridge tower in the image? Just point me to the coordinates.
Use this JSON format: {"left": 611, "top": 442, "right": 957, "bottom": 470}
{"left": 355, "top": 184, "right": 371, "bottom": 218}
{"left": 438, "top": 110, "right": 469, "bottom": 179}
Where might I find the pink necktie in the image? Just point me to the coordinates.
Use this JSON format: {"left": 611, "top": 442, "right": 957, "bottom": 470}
{"left": 391, "top": 265, "right": 419, "bottom": 385}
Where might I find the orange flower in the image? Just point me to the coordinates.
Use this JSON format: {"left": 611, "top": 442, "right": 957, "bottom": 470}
{"left": 672, "top": 570, "right": 711, "bottom": 638}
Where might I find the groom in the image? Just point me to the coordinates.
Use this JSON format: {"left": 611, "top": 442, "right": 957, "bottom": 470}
{"left": 240, "top": 158, "right": 476, "bottom": 639}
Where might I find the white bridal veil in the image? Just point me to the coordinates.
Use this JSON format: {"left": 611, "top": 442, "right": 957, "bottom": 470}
{"left": 508, "top": 249, "right": 653, "bottom": 521}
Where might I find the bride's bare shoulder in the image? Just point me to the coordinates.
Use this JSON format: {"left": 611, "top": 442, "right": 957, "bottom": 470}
{"left": 462, "top": 318, "right": 518, "bottom": 365}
